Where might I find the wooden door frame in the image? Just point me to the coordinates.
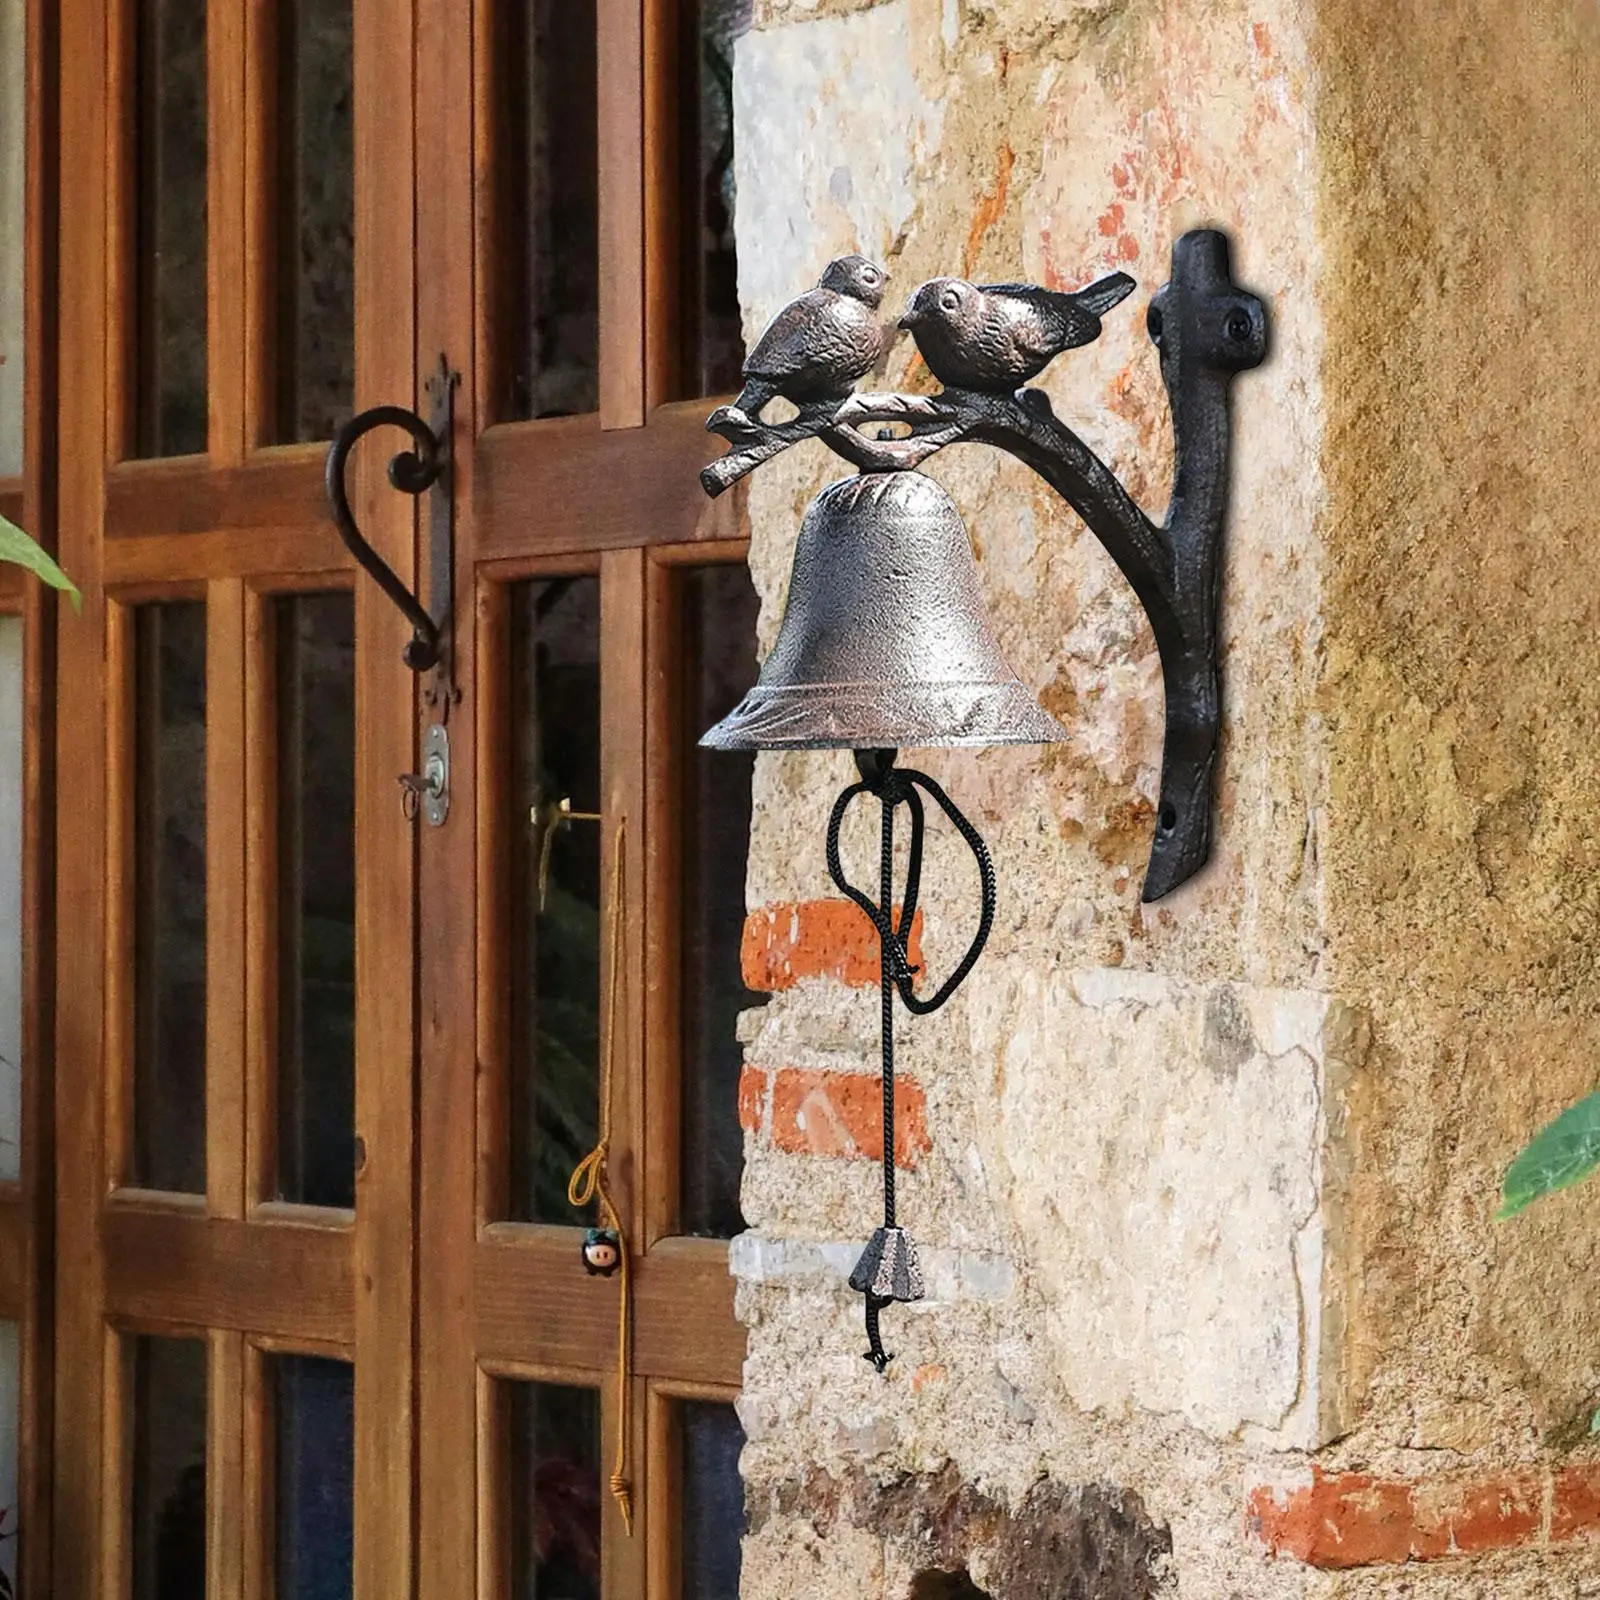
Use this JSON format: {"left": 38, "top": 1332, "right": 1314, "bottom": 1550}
{"left": 414, "top": 1, "right": 750, "bottom": 1595}
{"left": 52, "top": 0, "right": 419, "bottom": 1593}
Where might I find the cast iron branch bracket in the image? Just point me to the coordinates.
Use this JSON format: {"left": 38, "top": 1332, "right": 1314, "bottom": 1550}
{"left": 700, "top": 229, "right": 1267, "bottom": 901}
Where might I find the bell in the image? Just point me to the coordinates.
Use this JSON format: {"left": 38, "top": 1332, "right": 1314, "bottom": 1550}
{"left": 701, "top": 470, "right": 1067, "bottom": 750}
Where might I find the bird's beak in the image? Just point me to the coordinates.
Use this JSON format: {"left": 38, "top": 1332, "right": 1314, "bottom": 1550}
{"left": 898, "top": 310, "right": 921, "bottom": 330}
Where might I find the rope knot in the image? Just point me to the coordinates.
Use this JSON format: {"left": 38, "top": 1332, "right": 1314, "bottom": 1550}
{"left": 566, "top": 1142, "right": 610, "bottom": 1210}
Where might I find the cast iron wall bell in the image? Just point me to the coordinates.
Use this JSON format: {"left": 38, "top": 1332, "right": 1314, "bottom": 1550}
{"left": 700, "top": 229, "right": 1267, "bottom": 1370}
{"left": 704, "top": 229, "right": 1267, "bottom": 900}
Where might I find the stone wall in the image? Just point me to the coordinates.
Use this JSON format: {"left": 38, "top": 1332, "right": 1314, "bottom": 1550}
{"left": 724, "top": 1, "right": 1600, "bottom": 1595}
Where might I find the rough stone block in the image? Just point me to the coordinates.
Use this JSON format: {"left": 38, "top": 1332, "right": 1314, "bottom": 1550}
{"left": 969, "top": 961, "right": 1350, "bottom": 1446}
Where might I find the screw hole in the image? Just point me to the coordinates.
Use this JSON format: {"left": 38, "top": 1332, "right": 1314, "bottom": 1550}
{"left": 1158, "top": 803, "right": 1178, "bottom": 834}
{"left": 1146, "top": 304, "right": 1164, "bottom": 345}
{"left": 1225, "top": 310, "right": 1252, "bottom": 342}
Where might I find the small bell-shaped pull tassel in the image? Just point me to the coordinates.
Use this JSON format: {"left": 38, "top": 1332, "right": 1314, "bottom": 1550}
{"left": 850, "top": 1226, "right": 925, "bottom": 1303}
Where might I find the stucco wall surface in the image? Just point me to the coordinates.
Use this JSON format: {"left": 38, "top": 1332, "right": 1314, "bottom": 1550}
{"left": 724, "top": 0, "right": 1600, "bottom": 1595}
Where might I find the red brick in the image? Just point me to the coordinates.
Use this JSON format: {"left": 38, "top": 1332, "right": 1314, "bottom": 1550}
{"left": 764, "top": 1067, "right": 930, "bottom": 1167}
{"left": 740, "top": 900, "right": 925, "bottom": 993}
{"left": 1552, "top": 1465, "right": 1600, "bottom": 1545}
{"left": 738, "top": 1064, "right": 770, "bottom": 1135}
{"left": 1247, "top": 1468, "right": 1542, "bottom": 1569}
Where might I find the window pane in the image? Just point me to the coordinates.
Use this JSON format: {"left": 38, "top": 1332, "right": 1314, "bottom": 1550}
{"left": 0, "top": 0, "right": 23, "bottom": 476}
{"left": 133, "top": 601, "right": 207, "bottom": 1194}
{"left": 507, "top": 1382, "right": 600, "bottom": 1600}
{"left": 0, "top": 1322, "right": 18, "bottom": 1594}
{"left": 272, "top": 0, "right": 354, "bottom": 443}
{"left": 134, "top": 0, "right": 208, "bottom": 458}
{"left": 273, "top": 1354, "right": 354, "bottom": 1600}
{"left": 681, "top": 0, "right": 752, "bottom": 397}
{"left": 509, "top": 578, "right": 601, "bottom": 1224}
{"left": 0, "top": 620, "right": 20, "bottom": 1183}
{"left": 490, "top": 0, "right": 599, "bottom": 421}
{"left": 680, "top": 566, "right": 760, "bottom": 1238}
{"left": 681, "top": 1401, "right": 745, "bottom": 1599}
{"left": 276, "top": 594, "right": 356, "bottom": 1209}
{"left": 130, "top": 1335, "right": 207, "bottom": 1600}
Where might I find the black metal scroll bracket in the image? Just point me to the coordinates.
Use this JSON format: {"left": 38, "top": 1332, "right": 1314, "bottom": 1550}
{"left": 325, "top": 354, "right": 461, "bottom": 695}
{"left": 700, "top": 229, "right": 1267, "bottom": 901}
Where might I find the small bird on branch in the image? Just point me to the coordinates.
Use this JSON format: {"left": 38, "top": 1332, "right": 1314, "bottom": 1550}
{"left": 722, "top": 254, "right": 890, "bottom": 424}
{"left": 898, "top": 271, "right": 1136, "bottom": 391}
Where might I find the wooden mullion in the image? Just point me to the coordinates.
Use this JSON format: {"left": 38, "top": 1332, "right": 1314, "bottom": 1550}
{"left": 104, "top": 0, "right": 137, "bottom": 461}
{"left": 642, "top": 0, "right": 682, "bottom": 410}
{"left": 600, "top": 1363, "right": 647, "bottom": 1600}
{"left": 207, "top": 1327, "right": 246, "bottom": 1600}
{"left": 597, "top": 0, "right": 646, "bottom": 429}
{"left": 99, "top": 1330, "right": 132, "bottom": 1600}
{"left": 643, "top": 1383, "right": 679, "bottom": 1600}
{"left": 642, "top": 555, "right": 684, "bottom": 1248}
{"left": 473, "top": 578, "right": 511, "bottom": 1229}
{"left": 243, "top": 590, "right": 278, "bottom": 1208}
{"left": 473, "top": 1367, "right": 504, "bottom": 1600}
{"left": 242, "top": 0, "right": 279, "bottom": 451}
{"left": 207, "top": 579, "right": 249, "bottom": 1218}
{"left": 240, "top": 1341, "right": 274, "bottom": 1600}
{"left": 103, "top": 603, "right": 136, "bottom": 1195}
{"left": 208, "top": 0, "right": 249, "bottom": 461}
{"left": 600, "top": 548, "right": 648, "bottom": 1244}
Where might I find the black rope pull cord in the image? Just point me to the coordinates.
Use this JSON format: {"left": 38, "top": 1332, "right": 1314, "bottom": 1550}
{"left": 825, "top": 747, "right": 997, "bottom": 1372}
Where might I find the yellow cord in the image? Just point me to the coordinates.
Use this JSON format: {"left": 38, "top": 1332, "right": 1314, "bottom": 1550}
{"left": 566, "top": 819, "right": 633, "bottom": 1535}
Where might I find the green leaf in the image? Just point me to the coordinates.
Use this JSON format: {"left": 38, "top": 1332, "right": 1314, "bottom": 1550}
{"left": 1498, "top": 1091, "right": 1600, "bottom": 1219}
{"left": 0, "top": 511, "right": 80, "bottom": 611}
{"left": 1592, "top": 1404, "right": 1600, "bottom": 1436}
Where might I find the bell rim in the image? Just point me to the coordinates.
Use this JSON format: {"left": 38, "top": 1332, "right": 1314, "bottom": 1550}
{"left": 699, "top": 679, "right": 1068, "bottom": 752}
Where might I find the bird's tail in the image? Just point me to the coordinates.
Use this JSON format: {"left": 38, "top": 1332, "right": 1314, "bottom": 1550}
{"left": 1077, "top": 271, "right": 1137, "bottom": 314}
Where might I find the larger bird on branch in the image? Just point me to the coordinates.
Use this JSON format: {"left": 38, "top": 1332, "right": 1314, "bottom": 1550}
{"left": 723, "top": 254, "right": 890, "bottom": 424}
{"left": 899, "top": 271, "right": 1136, "bottom": 390}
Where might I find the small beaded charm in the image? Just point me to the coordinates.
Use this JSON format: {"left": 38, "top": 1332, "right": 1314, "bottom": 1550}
{"left": 581, "top": 1227, "right": 622, "bottom": 1277}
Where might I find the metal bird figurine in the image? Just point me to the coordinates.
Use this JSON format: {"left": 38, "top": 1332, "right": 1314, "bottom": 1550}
{"left": 726, "top": 253, "right": 889, "bottom": 421}
{"left": 898, "top": 271, "right": 1136, "bottom": 391}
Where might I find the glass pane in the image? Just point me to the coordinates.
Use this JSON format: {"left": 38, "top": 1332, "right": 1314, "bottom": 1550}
{"left": 509, "top": 578, "right": 601, "bottom": 1224}
{"left": 682, "top": 0, "right": 752, "bottom": 397}
{"left": 490, "top": 0, "right": 599, "bottom": 421}
{"left": 507, "top": 1382, "right": 600, "bottom": 1600}
{"left": 272, "top": 0, "right": 354, "bottom": 443}
{"left": 130, "top": 1335, "right": 207, "bottom": 1600}
{"left": 680, "top": 566, "right": 760, "bottom": 1238}
{"left": 681, "top": 1401, "right": 745, "bottom": 1599}
{"left": 134, "top": 0, "right": 208, "bottom": 458}
{"left": 276, "top": 594, "right": 356, "bottom": 1209}
{"left": 0, "top": 1322, "right": 18, "bottom": 1594}
{"left": 0, "top": 0, "right": 23, "bottom": 476}
{"left": 273, "top": 1354, "right": 354, "bottom": 1600}
{"left": 132, "top": 601, "right": 207, "bottom": 1194}
{"left": 0, "top": 620, "right": 21, "bottom": 1183}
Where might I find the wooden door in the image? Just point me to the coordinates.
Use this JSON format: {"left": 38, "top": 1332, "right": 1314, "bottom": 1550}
{"left": 48, "top": 0, "right": 758, "bottom": 1593}
{"left": 53, "top": 0, "right": 417, "bottom": 1593}
{"left": 414, "top": 1, "right": 756, "bottom": 1596}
